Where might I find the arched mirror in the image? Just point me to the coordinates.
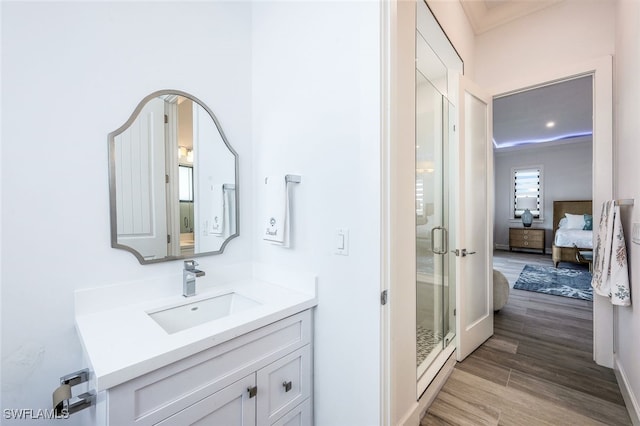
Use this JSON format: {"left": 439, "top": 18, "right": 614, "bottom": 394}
{"left": 109, "top": 90, "right": 238, "bottom": 264}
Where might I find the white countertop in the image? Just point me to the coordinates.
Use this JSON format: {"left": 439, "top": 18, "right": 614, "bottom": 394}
{"left": 75, "top": 267, "right": 317, "bottom": 391}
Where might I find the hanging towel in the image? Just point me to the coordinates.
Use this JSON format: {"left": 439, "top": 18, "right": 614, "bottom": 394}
{"left": 263, "top": 176, "right": 290, "bottom": 247}
{"left": 210, "top": 184, "right": 224, "bottom": 235}
{"left": 592, "top": 201, "right": 631, "bottom": 306}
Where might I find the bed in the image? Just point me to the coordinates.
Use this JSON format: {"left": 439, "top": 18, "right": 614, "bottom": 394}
{"left": 552, "top": 200, "right": 593, "bottom": 268}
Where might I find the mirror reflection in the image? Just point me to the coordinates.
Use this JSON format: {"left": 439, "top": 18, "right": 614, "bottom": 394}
{"left": 109, "top": 90, "right": 238, "bottom": 264}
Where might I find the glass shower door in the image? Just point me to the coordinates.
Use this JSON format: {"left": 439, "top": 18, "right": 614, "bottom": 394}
{"left": 415, "top": 73, "right": 445, "bottom": 373}
{"left": 415, "top": 28, "right": 457, "bottom": 390}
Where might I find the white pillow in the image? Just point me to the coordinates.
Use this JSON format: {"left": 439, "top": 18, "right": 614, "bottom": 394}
{"left": 565, "top": 213, "right": 586, "bottom": 230}
{"left": 558, "top": 217, "right": 568, "bottom": 229}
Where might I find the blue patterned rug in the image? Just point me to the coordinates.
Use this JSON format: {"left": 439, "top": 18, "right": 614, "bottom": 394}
{"left": 514, "top": 264, "right": 593, "bottom": 301}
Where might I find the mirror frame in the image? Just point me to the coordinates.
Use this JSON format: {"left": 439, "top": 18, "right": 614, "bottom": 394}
{"left": 108, "top": 89, "right": 239, "bottom": 264}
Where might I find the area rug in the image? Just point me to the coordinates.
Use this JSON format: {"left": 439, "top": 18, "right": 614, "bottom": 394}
{"left": 514, "top": 264, "right": 593, "bottom": 301}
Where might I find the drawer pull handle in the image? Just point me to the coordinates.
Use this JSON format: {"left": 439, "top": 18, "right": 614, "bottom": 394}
{"left": 248, "top": 386, "right": 257, "bottom": 398}
{"left": 283, "top": 381, "right": 292, "bottom": 392}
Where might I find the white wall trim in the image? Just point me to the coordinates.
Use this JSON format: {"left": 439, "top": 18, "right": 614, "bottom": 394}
{"left": 614, "top": 355, "right": 640, "bottom": 425}
{"left": 380, "top": 0, "right": 392, "bottom": 425}
{"left": 488, "top": 55, "right": 614, "bottom": 368}
{"left": 399, "top": 353, "right": 456, "bottom": 426}
{"left": 386, "top": 0, "right": 418, "bottom": 424}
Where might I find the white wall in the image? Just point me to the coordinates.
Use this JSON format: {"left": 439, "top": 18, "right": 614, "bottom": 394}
{"left": 494, "top": 140, "right": 593, "bottom": 251}
{"left": 250, "top": 2, "right": 382, "bottom": 425}
{"left": 474, "top": 0, "right": 615, "bottom": 91}
{"left": 1, "top": 3, "right": 252, "bottom": 424}
{"left": 613, "top": 0, "right": 640, "bottom": 422}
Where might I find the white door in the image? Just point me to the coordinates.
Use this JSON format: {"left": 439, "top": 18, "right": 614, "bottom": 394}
{"left": 456, "top": 76, "right": 494, "bottom": 361}
{"left": 114, "top": 97, "right": 168, "bottom": 260}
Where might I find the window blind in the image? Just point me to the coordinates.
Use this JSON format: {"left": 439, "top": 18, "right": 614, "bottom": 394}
{"left": 514, "top": 168, "right": 541, "bottom": 218}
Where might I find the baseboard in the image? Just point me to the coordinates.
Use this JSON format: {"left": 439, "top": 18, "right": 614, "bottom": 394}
{"left": 614, "top": 355, "right": 640, "bottom": 425}
{"left": 495, "top": 244, "right": 510, "bottom": 251}
{"left": 400, "top": 352, "right": 456, "bottom": 426}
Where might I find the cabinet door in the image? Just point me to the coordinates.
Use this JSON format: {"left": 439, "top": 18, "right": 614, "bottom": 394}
{"left": 257, "top": 345, "right": 311, "bottom": 426}
{"left": 155, "top": 374, "right": 256, "bottom": 426}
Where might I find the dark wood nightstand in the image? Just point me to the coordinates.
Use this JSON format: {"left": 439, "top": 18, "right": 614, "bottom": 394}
{"left": 509, "top": 228, "right": 545, "bottom": 254}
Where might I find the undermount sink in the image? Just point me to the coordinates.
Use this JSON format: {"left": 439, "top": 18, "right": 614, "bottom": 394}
{"left": 148, "top": 293, "right": 261, "bottom": 334}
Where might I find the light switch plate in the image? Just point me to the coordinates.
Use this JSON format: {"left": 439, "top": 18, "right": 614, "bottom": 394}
{"left": 632, "top": 223, "right": 640, "bottom": 245}
{"left": 335, "top": 228, "right": 349, "bottom": 255}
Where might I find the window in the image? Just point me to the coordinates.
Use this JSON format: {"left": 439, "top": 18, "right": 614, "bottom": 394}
{"left": 512, "top": 166, "right": 543, "bottom": 219}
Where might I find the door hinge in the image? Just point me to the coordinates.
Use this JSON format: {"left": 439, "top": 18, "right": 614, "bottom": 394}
{"left": 247, "top": 386, "right": 257, "bottom": 398}
{"left": 454, "top": 308, "right": 456, "bottom": 316}
{"left": 381, "top": 290, "right": 388, "bottom": 306}
{"left": 167, "top": 234, "right": 171, "bottom": 244}
{"left": 165, "top": 174, "right": 169, "bottom": 184}
{"left": 164, "top": 114, "right": 168, "bottom": 124}
{"left": 453, "top": 124, "right": 456, "bottom": 132}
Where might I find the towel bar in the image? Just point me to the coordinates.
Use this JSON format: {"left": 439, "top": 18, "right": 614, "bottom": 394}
{"left": 53, "top": 369, "right": 95, "bottom": 417}
{"left": 264, "top": 175, "right": 302, "bottom": 184}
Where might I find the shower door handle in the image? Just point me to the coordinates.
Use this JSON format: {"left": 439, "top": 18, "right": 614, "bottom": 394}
{"left": 431, "top": 226, "right": 448, "bottom": 255}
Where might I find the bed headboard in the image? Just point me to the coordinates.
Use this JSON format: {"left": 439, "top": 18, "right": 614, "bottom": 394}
{"left": 552, "top": 200, "right": 593, "bottom": 231}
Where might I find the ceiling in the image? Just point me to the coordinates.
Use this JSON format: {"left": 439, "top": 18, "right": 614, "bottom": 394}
{"left": 493, "top": 76, "right": 593, "bottom": 150}
{"left": 460, "top": 0, "right": 564, "bottom": 35}
{"left": 458, "top": 0, "right": 592, "bottom": 151}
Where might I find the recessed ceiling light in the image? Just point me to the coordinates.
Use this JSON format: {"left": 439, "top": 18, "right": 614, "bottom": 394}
{"left": 546, "top": 121, "right": 555, "bottom": 128}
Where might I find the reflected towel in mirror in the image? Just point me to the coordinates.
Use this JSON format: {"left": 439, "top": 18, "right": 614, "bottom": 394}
{"left": 222, "top": 185, "right": 235, "bottom": 238}
{"left": 210, "top": 184, "right": 224, "bottom": 235}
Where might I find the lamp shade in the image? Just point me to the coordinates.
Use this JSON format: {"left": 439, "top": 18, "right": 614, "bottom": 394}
{"left": 516, "top": 197, "right": 537, "bottom": 211}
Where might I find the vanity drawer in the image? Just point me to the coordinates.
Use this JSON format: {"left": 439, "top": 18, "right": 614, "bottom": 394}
{"left": 257, "top": 345, "right": 311, "bottom": 425}
{"left": 108, "top": 310, "right": 311, "bottom": 425}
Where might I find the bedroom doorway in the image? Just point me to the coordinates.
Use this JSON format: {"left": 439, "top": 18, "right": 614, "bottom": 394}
{"left": 489, "top": 56, "right": 614, "bottom": 368}
{"left": 492, "top": 75, "right": 595, "bottom": 360}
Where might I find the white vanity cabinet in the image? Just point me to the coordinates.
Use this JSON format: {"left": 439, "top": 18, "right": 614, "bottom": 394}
{"left": 97, "top": 310, "right": 312, "bottom": 426}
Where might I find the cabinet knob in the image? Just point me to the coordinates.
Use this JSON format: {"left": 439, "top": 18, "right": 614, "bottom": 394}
{"left": 282, "top": 381, "right": 292, "bottom": 392}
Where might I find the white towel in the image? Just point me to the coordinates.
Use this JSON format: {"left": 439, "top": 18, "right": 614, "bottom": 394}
{"left": 210, "top": 184, "right": 224, "bottom": 235}
{"left": 263, "top": 176, "right": 290, "bottom": 247}
{"left": 592, "top": 201, "right": 631, "bottom": 306}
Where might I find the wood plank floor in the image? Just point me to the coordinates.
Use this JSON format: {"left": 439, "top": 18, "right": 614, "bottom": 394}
{"left": 420, "top": 250, "right": 632, "bottom": 426}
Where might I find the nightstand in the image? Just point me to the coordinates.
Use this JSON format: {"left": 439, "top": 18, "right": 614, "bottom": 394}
{"left": 509, "top": 228, "right": 545, "bottom": 254}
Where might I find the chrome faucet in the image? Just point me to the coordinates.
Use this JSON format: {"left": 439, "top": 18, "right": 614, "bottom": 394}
{"left": 183, "top": 260, "right": 205, "bottom": 297}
